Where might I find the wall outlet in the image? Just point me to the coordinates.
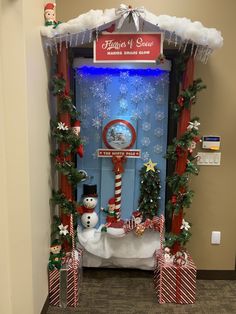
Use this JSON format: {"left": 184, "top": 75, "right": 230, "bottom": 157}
{"left": 211, "top": 231, "right": 221, "bottom": 244}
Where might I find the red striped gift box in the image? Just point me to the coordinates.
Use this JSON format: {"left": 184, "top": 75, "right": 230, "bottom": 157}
{"left": 154, "top": 249, "right": 196, "bottom": 304}
{"left": 48, "top": 248, "right": 83, "bottom": 307}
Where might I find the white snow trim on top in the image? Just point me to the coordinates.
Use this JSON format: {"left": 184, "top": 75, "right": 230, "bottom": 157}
{"left": 40, "top": 8, "right": 117, "bottom": 38}
{"left": 40, "top": 6, "right": 223, "bottom": 51}
{"left": 144, "top": 10, "right": 223, "bottom": 50}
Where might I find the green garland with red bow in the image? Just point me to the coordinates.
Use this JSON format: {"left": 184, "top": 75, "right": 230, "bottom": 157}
{"left": 165, "top": 79, "right": 206, "bottom": 249}
{"left": 50, "top": 75, "right": 85, "bottom": 251}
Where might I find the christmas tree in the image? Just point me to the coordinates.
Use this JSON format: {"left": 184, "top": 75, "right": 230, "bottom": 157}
{"left": 138, "top": 159, "right": 161, "bottom": 220}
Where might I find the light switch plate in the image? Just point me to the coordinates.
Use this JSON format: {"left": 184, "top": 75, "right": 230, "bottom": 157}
{"left": 211, "top": 231, "right": 221, "bottom": 244}
{"left": 197, "top": 152, "right": 221, "bottom": 166}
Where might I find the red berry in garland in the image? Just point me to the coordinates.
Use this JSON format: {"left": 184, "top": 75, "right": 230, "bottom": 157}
{"left": 177, "top": 95, "right": 185, "bottom": 107}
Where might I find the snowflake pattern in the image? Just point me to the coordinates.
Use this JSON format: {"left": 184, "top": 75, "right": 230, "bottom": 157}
{"left": 141, "top": 137, "right": 151, "bottom": 147}
{"left": 160, "top": 72, "right": 169, "bottom": 84}
{"left": 131, "top": 92, "right": 143, "bottom": 104}
{"left": 141, "top": 151, "right": 150, "bottom": 162}
{"left": 131, "top": 109, "right": 142, "bottom": 121}
{"left": 119, "top": 84, "right": 128, "bottom": 95}
{"left": 98, "top": 106, "right": 110, "bottom": 119}
{"left": 119, "top": 99, "right": 128, "bottom": 111}
{"left": 154, "top": 128, "right": 164, "bottom": 137}
{"left": 99, "top": 92, "right": 112, "bottom": 106}
{"left": 142, "top": 122, "right": 151, "bottom": 132}
{"left": 92, "top": 117, "right": 102, "bottom": 129}
{"left": 90, "top": 82, "right": 105, "bottom": 97}
{"left": 103, "top": 75, "right": 112, "bottom": 85}
{"left": 144, "top": 83, "right": 155, "bottom": 100}
{"left": 119, "top": 71, "right": 130, "bottom": 82}
{"left": 143, "top": 104, "right": 151, "bottom": 116}
{"left": 155, "top": 111, "right": 165, "bottom": 121}
{"left": 80, "top": 104, "right": 90, "bottom": 118}
{"left": 156, "top": 94, "right": 164, "bottom": 105}
{"left": 154, "top": 144, "right": 163, "bottom": 154}
{"left": 131, "top": 75, "right": 143, "bottom": 88}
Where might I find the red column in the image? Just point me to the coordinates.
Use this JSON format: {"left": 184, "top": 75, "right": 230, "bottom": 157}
{"left": 171, "top": 57, "right": 195, "bottom": 254}
{"left": 57, "top": 43, "right": 72, "bottom": 252}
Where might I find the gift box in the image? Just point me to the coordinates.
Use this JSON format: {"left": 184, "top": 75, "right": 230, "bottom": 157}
{"left": 49, "top": 248, "right": 83, "bottom": 307}
{"left": 154, "top": 249, "right": 196, "bottom": 304}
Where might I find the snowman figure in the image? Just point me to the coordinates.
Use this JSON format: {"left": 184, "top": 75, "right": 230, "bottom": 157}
{"left": 77, "top": 184, "right": 99, "bottom": 231}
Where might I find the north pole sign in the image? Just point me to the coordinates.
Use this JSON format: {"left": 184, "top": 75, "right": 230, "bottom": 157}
{"left": 94, "top": 33, "right": 163, "bottom": 63}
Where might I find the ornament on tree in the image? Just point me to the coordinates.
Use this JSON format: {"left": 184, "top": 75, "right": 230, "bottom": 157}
{"left": 44, "top": 3, "right": 61, "bottom": 28}
{"left": 139, "top": 161, "right": 161, "bottom": 220}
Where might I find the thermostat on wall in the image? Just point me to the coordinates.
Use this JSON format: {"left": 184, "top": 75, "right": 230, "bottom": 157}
{"left": 202, "top": 136, "right": 221, "bottom": 150}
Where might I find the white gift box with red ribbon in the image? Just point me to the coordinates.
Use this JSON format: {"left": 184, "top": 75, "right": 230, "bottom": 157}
{"left": 154, "top": 249, "right": 196, "bottom": 304}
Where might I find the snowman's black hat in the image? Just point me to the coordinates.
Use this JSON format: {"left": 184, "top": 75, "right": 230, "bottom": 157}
{"left": 82, "top": 184, "right": 98, "bottom": 197}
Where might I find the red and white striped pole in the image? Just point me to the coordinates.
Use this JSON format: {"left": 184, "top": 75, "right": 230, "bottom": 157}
{"left": 115, "top": 173, "right": 122, "bottom": 220}
{"left": 112, "top": 156, "right": 126, "bottom": 221}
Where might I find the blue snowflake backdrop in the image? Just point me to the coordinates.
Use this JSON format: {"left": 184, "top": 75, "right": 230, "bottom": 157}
{"left": 75, "top": 66, "right": 170, "bottom": 224}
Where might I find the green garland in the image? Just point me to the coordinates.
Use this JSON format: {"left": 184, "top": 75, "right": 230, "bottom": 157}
{"left": 49, "top": 74, "right": 85, "bottom": 259}
{"left": 52, "top": 75, "right": 79, "bottom": 120}
{"left": 51, "top": 190, "right": 78, "bottom": 214}
{"left": 55, "top": 160, "right": 86, "bottom": 187}
{"left": 172, "top": 79, "right": 206, "bottom": 118}
{"left": 165, "top": 79, "right": 206, "bottom": 249}
{"left": 50, "top": 120, "right": 83, "bottom": 156}
{"left": 165, "top": 229, "right": 192, "bottom": 247}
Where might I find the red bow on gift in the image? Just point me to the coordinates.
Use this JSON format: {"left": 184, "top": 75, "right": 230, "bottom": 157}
{"left": 143, "top": 217, "right": 160, "bottom": 231}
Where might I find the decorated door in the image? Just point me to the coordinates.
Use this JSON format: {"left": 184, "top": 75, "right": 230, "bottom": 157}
{"left": 75, "top": 62, "right": 170, "bottom": 225}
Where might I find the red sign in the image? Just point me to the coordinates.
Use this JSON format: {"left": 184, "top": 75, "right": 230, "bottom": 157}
{"left": 97, "top": 149, "right": 141, "bottom": 158}
{"left": 94, "top": 33, "right": 163, "bottom": 63}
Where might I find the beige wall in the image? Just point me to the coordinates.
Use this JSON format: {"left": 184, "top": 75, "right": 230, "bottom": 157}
{"left": 57, "top": 0, "right": 236, "bottom": 270}
{"left": 0, "top": 0, "right": 50, "bottom": 313}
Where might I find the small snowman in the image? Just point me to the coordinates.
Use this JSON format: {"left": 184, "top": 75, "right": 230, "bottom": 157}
{"left": 77, "top": 184, "right": 99, "bottom": 231}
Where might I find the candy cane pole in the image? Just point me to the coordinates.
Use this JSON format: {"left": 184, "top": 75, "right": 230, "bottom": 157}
{"left": 69, "top": 214, "right": 78, "bottom": 307}
{"left": 112, "top": 156, "right": 126, "bottom": 221}
{"left": 115, "top": 173, "right": 122, "bottom": 220}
